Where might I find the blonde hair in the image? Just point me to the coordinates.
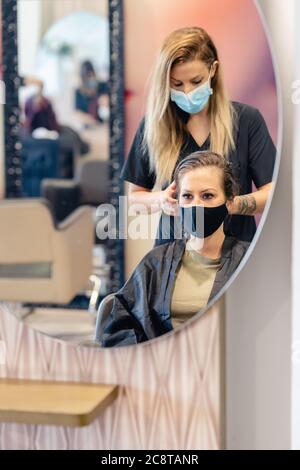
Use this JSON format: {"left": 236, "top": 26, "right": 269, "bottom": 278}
{"left": 142, "top": 26, "right": 236, "bottom": 189}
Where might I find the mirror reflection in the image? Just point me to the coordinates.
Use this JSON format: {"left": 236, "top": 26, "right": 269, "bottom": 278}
{"left": 1, "top": 0, "right": 111, "bottom": 344}
{"left": 99, "top": 22, "right": 277, "bottom": 348}
{"left": 0, "top": 2, "right": 278, "bottom": 348}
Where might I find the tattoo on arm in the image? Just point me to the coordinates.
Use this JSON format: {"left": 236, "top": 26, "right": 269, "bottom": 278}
{"left": 236, "top": 195, "right": 257, "bottom": 215}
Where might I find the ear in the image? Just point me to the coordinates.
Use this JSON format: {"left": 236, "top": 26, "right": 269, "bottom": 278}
{"left": 211, "top": 60, "right": 219, "bottom": 78}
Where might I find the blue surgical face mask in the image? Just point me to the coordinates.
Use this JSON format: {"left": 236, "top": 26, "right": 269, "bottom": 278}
{"left": 170, "top": 71, "right": 213, "bottom": 114}
{"left": 85, "top": 78, "right": 98, "bottom": 90}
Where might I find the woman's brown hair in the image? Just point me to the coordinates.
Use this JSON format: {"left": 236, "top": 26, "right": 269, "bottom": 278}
{"left": 173, "top": 150, "right": 239, "bottom": 200}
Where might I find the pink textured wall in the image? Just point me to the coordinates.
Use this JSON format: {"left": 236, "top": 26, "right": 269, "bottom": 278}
{"left": 124, "top": 0, "right": 277, "bottom": 153}
{"left": 0, "top": 301, "right": 222, "bottom": 450}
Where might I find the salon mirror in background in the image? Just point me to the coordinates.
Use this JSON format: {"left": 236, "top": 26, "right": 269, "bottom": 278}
{"left": 0, "top": 0, "right": 125, "bottom": 344}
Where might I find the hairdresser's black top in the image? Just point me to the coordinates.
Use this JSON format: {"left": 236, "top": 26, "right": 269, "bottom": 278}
{"left": 98, "top": 235, "right": 250, "bottom": 347}
{"left": 120, "top": 101, "right": 276, "bottom": 244}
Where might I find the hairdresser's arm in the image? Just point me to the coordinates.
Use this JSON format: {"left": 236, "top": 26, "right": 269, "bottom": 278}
{"left": 128, "top": 181, "right": 178, "bottom": 215}
{"left": 227, "top": 182, "right": 273, "bottom": 216}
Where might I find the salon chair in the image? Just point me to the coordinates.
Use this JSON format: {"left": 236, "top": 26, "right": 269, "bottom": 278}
{"left": 94, "top": 293, "right": 115, "bottom": 345}
{"left": 0, "top": 198, "right": 94, "bottom": 304}
{"left": 77, "top": 293, "right": 114, "bottom": 348}
{"left": 21, "top": 135, "right": 60, "bottom": 197}
{"left": 41, "top": 158, "right": 109, "bottom": 223}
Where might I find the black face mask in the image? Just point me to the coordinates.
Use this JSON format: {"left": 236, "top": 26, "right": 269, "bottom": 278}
{"left": 180, "top": 204, "right": 228, "bottom": 238}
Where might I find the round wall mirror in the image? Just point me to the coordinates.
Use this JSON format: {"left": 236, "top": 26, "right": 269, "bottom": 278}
{"left": 0, "top": 0, "right": 280, "bottom": 349}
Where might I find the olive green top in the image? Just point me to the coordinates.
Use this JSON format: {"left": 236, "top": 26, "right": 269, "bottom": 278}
{"left": 171, "top": 239, "right": 221, "bottom": 329}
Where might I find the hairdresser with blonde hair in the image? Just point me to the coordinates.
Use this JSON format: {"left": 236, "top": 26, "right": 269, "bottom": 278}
{"left": 121, "top": 27, "right": 276, "bottom": 245}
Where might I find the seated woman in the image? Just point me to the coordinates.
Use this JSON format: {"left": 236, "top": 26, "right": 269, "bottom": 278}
{"left": 22, "top": 87, "right": 90, "bottom": 178}
{"left": 99, "top": 151, "right": 250, "bottom": 347}
{"left": 75, "top": 60, "right": 109, "bottom": 122}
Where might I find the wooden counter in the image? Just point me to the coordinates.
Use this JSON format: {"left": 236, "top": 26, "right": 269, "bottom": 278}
{"left": 0, "top": 379, "right": 118, "bottom": 427}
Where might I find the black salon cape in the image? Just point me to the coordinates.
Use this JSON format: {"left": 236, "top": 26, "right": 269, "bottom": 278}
{"left": 100, "top": 236, "right": 250, "bottom": 347}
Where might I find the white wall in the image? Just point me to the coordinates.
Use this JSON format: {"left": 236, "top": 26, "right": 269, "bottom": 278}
{"left": 225, "top": 0, "right": 295, "bottom": 450}
{"left": 292, "top": 0, "right": 300, "bottom": 451}
{"left": 17, "top": 0, "right": 42, "bottom": 76}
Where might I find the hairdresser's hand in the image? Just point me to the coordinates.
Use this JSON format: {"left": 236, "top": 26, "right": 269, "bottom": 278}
{"left": 158, "top": 181, "right": 179, "bottom": 216}
{"left": 226, "top": 197, "right": 241, "bottom": 215}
